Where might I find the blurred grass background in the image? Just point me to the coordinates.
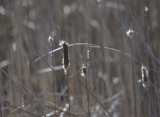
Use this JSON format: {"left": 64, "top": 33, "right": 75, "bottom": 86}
{"left": 0, "top": 0, "right": 160, "bottom": 117}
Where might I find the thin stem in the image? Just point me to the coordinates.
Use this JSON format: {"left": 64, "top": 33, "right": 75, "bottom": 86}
{"left": 51, "top": 44, "right": 57, "bottom": 117}
{"left": 131, "top": 39, "right": 137, "bottom": 117}
{"left": 0, "top": 91, "right": 2, "bottom": 117}
{"left": 86, "top": 48, "right": 90, "bottom": 116}
{"left": 66, "top": 72, "right": 71, "bottom": 117}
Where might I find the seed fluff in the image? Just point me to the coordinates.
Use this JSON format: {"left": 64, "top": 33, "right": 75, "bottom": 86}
{"left": 126, "top": 29, "right": 134, "bottom": 38}
{"left": 81, "top": 64, "right": 87, "bottom": 77}
{"left": 138, "top": 65, "right": 148, "bottom": 87}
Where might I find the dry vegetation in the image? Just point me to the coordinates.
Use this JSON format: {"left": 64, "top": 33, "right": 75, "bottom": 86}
{"left": 0, "top": 0, "right": 160, "bottom": 117}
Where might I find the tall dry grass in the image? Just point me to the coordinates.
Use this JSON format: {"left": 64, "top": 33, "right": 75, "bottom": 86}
{"left": 0, "top": 0, "right": 160, "bottom": 117}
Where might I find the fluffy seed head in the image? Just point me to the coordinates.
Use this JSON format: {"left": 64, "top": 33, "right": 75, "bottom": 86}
{"left": 138, "top": 65, "right": 148, "bottom": 87}
{"left": 126, "top": 29, "right": 134, "bottom": 38}
{"left": 145, "top": 6, "right": 149, "bottom": 12}
{"left": 59, "top": 41, "right": 70, "bottom": 72}
{"left": 48, "top": 31, "right": 56, "bottom": 46}
{"left": 81, "top": 64, "right": 87, "bottom": 77}
{"left": 87, "top": 49, "right": 90, "bottom": 59}
{"left": 48, "top": 36, "right": 54, "bottom": 45}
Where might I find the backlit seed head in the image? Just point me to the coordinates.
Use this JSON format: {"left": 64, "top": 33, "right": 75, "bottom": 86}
{"left": 81, "top": 64, "right": 87, "bottom": 77}
{"left": 48, "top": 31, "right": 56, "bottom": 46}
{"left": 48, "top": 36, "right": 54, "bottom": 45}
{"left": 138, "top": 65, "right": 148, "bottom": 87}
{"left": 126, "top": 29, "right": 134, "bottom": 38}
{"left": 59, "top": 41, "right": 70, "bottom": 73}
{"left": 87, "top": 49, "right": 90, "bottom": 59}
{"left": 145, "top": 6, "right": 149, "bottom": 12}
{"left": 59, "top": 41, "right": 67, "bottom": 47}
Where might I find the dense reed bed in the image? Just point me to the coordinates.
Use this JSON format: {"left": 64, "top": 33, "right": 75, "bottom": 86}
{"left": 0, "top": 0, "right": 160, "bottom": 117}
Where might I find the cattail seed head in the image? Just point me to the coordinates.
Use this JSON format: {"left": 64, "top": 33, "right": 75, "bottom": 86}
{"left": 48, "top": 36, "right": 54, "bottom": 46}
{"left": 59, "top": 41, "right": 70, "bottom": 72}
{"left": 48, "top": 31, "right": 56, "bottom": 46}
{"left": 81, "top": 64, "right": 87, "bottom": 77}
{"left": 126, "top": 29, "right": 134, "bottom": 38}
{"left": 145, "top": 6, "right": 149, "bottom": 12}
{"left": 87, "top": 49, "right": 90, "bottom": 59}
{"left": 138, "top": 65, "right": 148, "bottom": 87}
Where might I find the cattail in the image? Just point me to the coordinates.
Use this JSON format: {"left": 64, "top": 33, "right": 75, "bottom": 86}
{"left": 145, "top": 6, "right": 149, "bottom": 12}
{"left": 142, "top": 67, "right": 148, "bottom": 82}
{"left": 141, "top": 65, "right": 148, "bottom": 87}
{"left": 48, "top": 36, "right": 54, "bottom": 46}
{"left": 59, "top": 41, "right": 70, "bottom": 71}
{"left": 48, "top": 31, "right": 56, "bottom": 46}
{"left": 138, "top": 65, "right": 148, "bottom": 87}
{"left": 87, "top": 49, "right": 90, "bottom": 59}
{"left": 126, "top": 29, "right": 134, "bottom": 38}
{"left": 81, "top": 64, "right": 87, "bottom": 77}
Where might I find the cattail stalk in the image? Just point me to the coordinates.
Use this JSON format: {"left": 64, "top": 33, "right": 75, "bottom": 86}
{"left": 63, "top": 42, "right": 70, "bottom": 69}
{"left": 141, "top": 65, "right": 148, "bottom": 87}
{"left": 59, "top": 41, "right": 71, "bottom": 116}
{"left": 59, "top": 41, "right": 70, "bottom": 72}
